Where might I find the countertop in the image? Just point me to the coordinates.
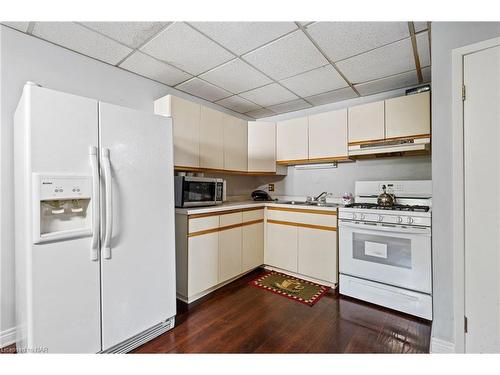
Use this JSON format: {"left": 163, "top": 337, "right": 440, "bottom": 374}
{"left": 175, "top": 200, "right": 339, "bottom": 215}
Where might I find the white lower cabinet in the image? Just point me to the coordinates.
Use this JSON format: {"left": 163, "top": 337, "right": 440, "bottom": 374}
{"left": 266, "top": 222, "right": 298, "bottom": 272}
{"left": 298, "top": 227, "right": 337, "bottom": 283}
{"left": 242, "top": 222, "right": 264, "bottom": 272}
{"left": 219, "top": 227, "right": 242, "bottom": 282}
{"left": 187, "top": 232, "right": 219, "bottom": 297}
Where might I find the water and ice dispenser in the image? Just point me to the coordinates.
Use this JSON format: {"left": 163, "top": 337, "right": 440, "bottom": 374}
{"left": 33, "top": 174, "right": 93, "bottom": 243}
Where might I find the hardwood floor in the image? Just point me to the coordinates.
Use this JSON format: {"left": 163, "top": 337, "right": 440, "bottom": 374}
{"left": 134, "top": 268, "right": 431, "bottom": 353}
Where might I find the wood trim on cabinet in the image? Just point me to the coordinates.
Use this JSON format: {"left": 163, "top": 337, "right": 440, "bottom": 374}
{"left": 267, "top": 219, "right": 337, "bottom": 231}
{"left": 276, "top": 156, "right": 352, "bottom": 165}
{"left": 348, "top": 134, "right": 431, "bottom": 147}
{"left": 175, "top": 165, "right": 278, "bottom": 176}
{"left": 267, "top": 206, "right": 337, "bottom": 215}
{"left": 188, "top": 206, "right": 263, "bottom": 219}
{"left": 188, "top": 219, "right": 264, "bottom": 237}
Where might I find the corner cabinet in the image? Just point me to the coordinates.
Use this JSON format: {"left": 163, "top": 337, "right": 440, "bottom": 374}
{"left": 199, "top": 106, "right": 225, "bottom": 169}
{"left": 223, "top": 115, "right": 248, "bottom": 172}
{"left": 276, "top": 117, "right": 309, "bottom": 162}
{"left": 308, "top": 109, "right": 348, "bottom": 159}
{"left": 385, "top": 91, "right": 430, "bottom": 139}
{"left": 248, "top": 121, "right": 276, "bottom": 173}
{"left": 348, "top": 101, "right": 385, "bottom": 143}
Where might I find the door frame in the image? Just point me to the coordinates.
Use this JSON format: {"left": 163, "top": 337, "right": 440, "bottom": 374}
{"left": 451, "top": 36, "right": 500, "bottom": 353}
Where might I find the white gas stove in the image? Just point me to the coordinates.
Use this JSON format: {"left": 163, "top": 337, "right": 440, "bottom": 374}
{"left": 338, "top": 180, "right": 433, "bottom": 320}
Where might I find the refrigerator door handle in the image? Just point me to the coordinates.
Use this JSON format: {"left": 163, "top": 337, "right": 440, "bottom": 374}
{"left": 101, "top": 148, "right": 113, "bottom": 259}
{"left": 89, "top": 146, "right": 99, "bottom": 261}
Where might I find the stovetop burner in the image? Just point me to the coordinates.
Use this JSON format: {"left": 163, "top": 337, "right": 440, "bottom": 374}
{"left": 344, "top": 203, "right": 430, "bottom": 212}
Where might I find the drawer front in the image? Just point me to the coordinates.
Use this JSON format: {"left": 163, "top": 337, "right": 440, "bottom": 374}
{"left": 242, "top": 208, "right": 264, "bottom": 222}
{"left": 219, "top": 212, "right": 243, "bottom": 227}
{"left": 189, "top": 216, "right": 219, "bottom": 234}
{"left": 267, "top": 208, "right": 337, "bottom": 228}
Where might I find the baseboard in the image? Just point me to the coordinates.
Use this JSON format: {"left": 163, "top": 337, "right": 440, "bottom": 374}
{"left": 430, "top": 337, "right": 456, "bottom": 353}
{"left": 0, "top": 326, "right": 16, "bottom": 348}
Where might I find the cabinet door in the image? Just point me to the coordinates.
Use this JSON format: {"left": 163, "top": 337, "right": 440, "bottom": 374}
{"left": 298, "top": 227, "right": 337, "bottom": 283}
{"left": 223, "top": 114, "right": 248, "bottom": 171}
{"left": 199, "top": 105, "right": 224, "bottom": 169}
{"left": 266, "top": 222, "right": 298, "bottom": 272}
{"left": 308, "top": 109, "right": 348, "bottom": 159}
{"left": 348, "top": 101, "right": 385, "bottom": 143}
{"left": 188, "top": 232, "right": 219, "bottom": 297}
{"left": 276, "top": 117, "right": 308, "bottom": 161}
{"left": 154, "top": 95, "right": 200, "bottom": 167}
{"left": 219, "top": 227, "right": 242, "bottom": 282}
{"left": 385, "top": 91, "right": 430, "bottom": 139}
{"left": 242, "top": 222, "right": 264, "bottom": 272}
{"left": 248, "top": 121, "right": 276, "bottom": 172}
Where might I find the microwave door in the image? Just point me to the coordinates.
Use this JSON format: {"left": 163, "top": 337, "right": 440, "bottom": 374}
{"left": 183, "top": 180, "right": 216, "bottom": 207}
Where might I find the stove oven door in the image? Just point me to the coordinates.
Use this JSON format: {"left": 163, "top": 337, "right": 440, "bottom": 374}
{"left": 338, "top": 220, "right": 432, "bottom": 294}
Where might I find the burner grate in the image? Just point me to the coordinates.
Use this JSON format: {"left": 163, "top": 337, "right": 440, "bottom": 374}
{"left": 345, "top": 203, "right": 430, "bottom": 212}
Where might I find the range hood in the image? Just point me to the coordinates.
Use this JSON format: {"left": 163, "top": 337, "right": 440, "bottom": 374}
{"left": 348, "top": 136, "right": 431, "bottom": 156}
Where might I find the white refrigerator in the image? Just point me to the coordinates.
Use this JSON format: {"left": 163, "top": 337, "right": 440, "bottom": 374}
{"left": 14, "top": 82, "right": 176, "bottom": 353}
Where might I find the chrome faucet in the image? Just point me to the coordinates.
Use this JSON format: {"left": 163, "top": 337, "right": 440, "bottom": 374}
{"left": 314, "top": 192, "right": 328, "bottom": 201}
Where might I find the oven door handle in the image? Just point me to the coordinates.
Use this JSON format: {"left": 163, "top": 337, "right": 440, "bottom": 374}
{"left": 339, "top": 221, "right": 431, "bottom": 235}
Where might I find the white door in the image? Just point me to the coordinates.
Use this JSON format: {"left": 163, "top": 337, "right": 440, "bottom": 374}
{"left": 219, "top": 227, "right": 242, "bottom": 282}
{"left": 188, "top": 233, "right": 219, "bottom": 297}
{"left": 248, "top": 121, "right": 276, "bottom": 172}
{"left": 276, "top": 117, "right": 308, "bottom": 161}
{"left": 266, "top": 222, "right": 298, "bottom": 272}
{"left": 464, "top": 45, "right": 500, "bottom": 353}
{"left": 29, "top": 86, "right": 101, "bottom": 353}
{"left": 308, "top": 109, "right": 348, "bottom": 159}
{"left": 99, "top": 102, "right": 176, "bottom": 351}
{"left": 298, "top": 227, "right": 337, "bottom": 283}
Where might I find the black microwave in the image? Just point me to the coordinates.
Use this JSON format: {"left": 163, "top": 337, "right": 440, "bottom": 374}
{"left": 174, "top": 176, "right": 226, "bottom": 207}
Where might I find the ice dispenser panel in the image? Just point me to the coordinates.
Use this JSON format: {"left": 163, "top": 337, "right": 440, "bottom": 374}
{"left": 33, "top": 174, "right": 93, "bottom": 243}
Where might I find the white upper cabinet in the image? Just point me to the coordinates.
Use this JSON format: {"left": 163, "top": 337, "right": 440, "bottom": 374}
{"left": 385, "top": 92, "right": 431, "bottom": 139}
{"left": 348, "top": 101, "right": 385, "bottom": 143}
{"left": 199, "top": 105, "right": 224, "bottom": 169}
{"left": 308, "top": 109, "right": 348, "bottom": 159}
{"left": 223, "top": 114, "right": 248, "bottom": 172}
{"left": 276, "top": 117, "right": 309, "bottom": 161}
{"left": 154, "top": 95, "right": 200, "bottom": 167}
{"left": 248, "top": 121, "right": 276, "bottom": 172}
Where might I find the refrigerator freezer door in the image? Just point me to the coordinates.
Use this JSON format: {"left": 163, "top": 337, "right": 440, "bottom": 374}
{"left": 25, "top": 85, "right": 101, "bottom": 353}
{"left": 98, "top": 102, "right": 176, "bottom": 351}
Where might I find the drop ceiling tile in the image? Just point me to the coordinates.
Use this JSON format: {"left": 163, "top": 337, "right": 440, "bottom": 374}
{"left": 80, "top": 22, "right": 170, "bottom": 48}
{"left": 267, "top": 98, "right": 312, "bottom": 114}
{"left": 200, "top": 58, "right": 272, "bottom": 94}
{"left": 416, "top": 31, "right": 430, "bottom": 68}
{"left": 215, "top": 95, "right": 261, "bottom": 113}
{"left": 176, "top": 77, "right": 232, "bottom": 102}
{"left": 337, "top": 37, "right": 415, "bottom": 84}
{"left": 141, "top": 22, "right": 234, "bottom": 75}
{"left": 422, "top": 66, "right": 431, "bottom": 83}
{"left": 2, "top": 22, "right": 30, "bottom": 32}
{"left": 243, "top": 30, "right": 328, "bottom": 80}
{"left": 354, "top": 70, "right": 419, "bottom": 96}
{"left": 245, "top": 108, "right": 276, "bottom": 119}
{"left": 306, "top": 22, "right": 409, "bottom": 62}
{"left": 239, "top": 83, "right": 298, "bottom": 107}
{"left": 32, "top": 22, "right": 132, "bottom": 65}
{"left": 280, "top": 65, "right": 348, "bottom": 97}
{"left": 305, "top": 87, "right": 358, "bottom": 106}
{"left": 119, "top": 51, "right": 191, "bottom": 86}
{"left": 189, "top": 22, "right": 297, "bottom": 55}
{"left": 414, "top": 22, "right": 429, "bottom": 32}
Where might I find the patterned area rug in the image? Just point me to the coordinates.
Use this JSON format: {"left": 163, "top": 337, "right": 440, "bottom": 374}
{"left": 250, "top": 271, "right": 330, "bottom": 306}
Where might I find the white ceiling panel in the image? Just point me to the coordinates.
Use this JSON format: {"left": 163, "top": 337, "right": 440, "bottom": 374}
{"left": 2, "top": 22, "right": 30, "bottom": 32}
{"left": 280, "top": 65, "right": 348, "bottom": 97}
{"left": 200, "top": 58, "right": 272, "bottom": 94}
{"left": 215, "top": 95, "right": 261, "bottom": 113}
{"left": 354, "top": 70, "right": 419, "bottom": 96}
{"left": 417, "top": 31, "right": 430, "bottom": 67}
{"left": 414, "top": 22, "right": 429, "bottom": 32}
{"left": 243, "top": 30, "right": 328, "bottom": 80}
{"left": 245, "top": 108, "right": 276, "bottom": 119}
{"left": 176, "top": 77, "right": 232, "bottom": 102}
{"left": 80, "top": 22, "right": 169, "bottom": 48}
{"left": 239, "top": 83, "right": 298, "bottom": 107}
{"left": 32, "top": 22, "right": 132, "bottom": 65}
{"left": 189, "top": 22, "right": 297, "bottom": 55}
{"left": 141, "top": 22, "right": 234, "bottom": 75}
{"left": 306, "top": 22, "right": 409, "bottom": 62}
{"left": 305, "top": 87, "right": 358, "bottom": 106}
{"left": 119, "top": 51, "right": 191, "bottom": 86}
{"left": 337, "top": 37, "right": 415, "bottom": 84}
{"left": 267, "top": 98, "right": 312, "bottom": 114}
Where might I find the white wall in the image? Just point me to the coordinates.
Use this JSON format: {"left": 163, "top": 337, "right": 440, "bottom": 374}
{"left": 0, "top": 26, "right": 243, "bottom": 342}
{"left": 431, "top": 22, "right": 500, "bottom": 350}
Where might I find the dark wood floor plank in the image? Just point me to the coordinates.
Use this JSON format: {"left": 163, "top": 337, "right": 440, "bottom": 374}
{"left": 134, "top": 268, "right": 431, "bottom": 354}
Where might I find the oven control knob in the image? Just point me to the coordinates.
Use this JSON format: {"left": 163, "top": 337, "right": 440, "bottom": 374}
{"left": 360, "top": 214, "right": 365, "bottom": 220}
{"left": 397, "top": 216, "right": 403, "bottom": 223}
{"left": 378, "top": 215, "right": 384, "bottom": 222}
{"left": 407, "top": 217, "right": 414, "bottom": 224}
{"left": 353, "top": 213, "right": 357, "bottom": 220}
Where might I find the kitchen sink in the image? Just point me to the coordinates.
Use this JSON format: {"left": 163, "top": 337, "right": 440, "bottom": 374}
{"left": 277, "top": 200, "right": 338, "bottom": 208}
